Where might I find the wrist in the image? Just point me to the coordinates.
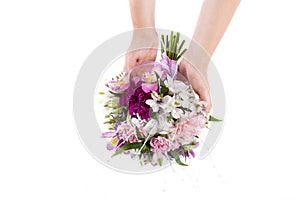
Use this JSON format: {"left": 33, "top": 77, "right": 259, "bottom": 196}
{"left": 182, "top": 41, "right": 210, "bottom": 74}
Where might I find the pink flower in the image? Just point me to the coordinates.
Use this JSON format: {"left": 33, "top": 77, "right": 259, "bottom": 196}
{"left": 169, "top": 138, "right": 181, "bottom": 151}
{"left": 159, "top": 53, "right": 178, "bottom": 79}
{"left": 152, "top": 64, "right": 167, "bottom": 80}
{"left": 175, "top": 113, "right": 207, "bottom": 142}
{"left": 150, "top": 136, "right": 170, "bottom": 152}
{"left": 106, "top": 75, "right": 129, "bottom": 92}
{"left": 117, "top": 123, "right": 138, "bottom": 143}
{"left": 141, "top": 83, "right": 158, "bottom": 93}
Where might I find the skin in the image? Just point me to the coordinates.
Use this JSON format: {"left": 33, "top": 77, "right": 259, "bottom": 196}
{"left": 125, "top": 0, "right": 240, "bottom": 114}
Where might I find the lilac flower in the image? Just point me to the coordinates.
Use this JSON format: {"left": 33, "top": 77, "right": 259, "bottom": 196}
{"left": 152, "top": 64, "right": 167, "bottom": 80}
{"left": 159, "top": 52, "right": 178, "bottom": 79}
{"left": 102, "top": 131, "right": 116, "bottom": 138}
{"left": 106, "top": 75, "right": 129, "bottom": 92}
{"left": 128, "top": 86, "right": 152, "bottom": 120}
{"left": 119, "top": 75, "right": 142, "bottom": 106}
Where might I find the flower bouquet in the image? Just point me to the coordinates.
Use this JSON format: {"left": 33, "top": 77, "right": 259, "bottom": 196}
{"left": 100, "top": 31, "right": 220, "bottom": 166}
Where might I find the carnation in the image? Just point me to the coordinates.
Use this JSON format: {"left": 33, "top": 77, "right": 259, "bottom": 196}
{"left": 128, "top": 86, "right": 152, "bottom": 120}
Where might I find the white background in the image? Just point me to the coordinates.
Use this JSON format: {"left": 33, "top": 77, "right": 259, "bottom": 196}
{"left": 1, "top": 0, "right": 300, "bottom": 199}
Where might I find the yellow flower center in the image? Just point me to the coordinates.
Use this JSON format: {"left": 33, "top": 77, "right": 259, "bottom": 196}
{"left": 111, "top": 138, "right": 118, "bottom": 146}
{"left": 146, "top": 74, "right": 153, "bottom": 82}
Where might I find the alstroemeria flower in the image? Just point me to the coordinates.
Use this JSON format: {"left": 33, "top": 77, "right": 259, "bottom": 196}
{"left": 145, "top": 99, "right": 159, "bottom": 112}
{"left": 159, "top": 52, "right": 178, "bottom": 79}
{"left": 143, "top": 119, "right": 158, "bottom": 136}
{"left": 106, "top": 75, "right": 129, "bottom": 92}
{"left": 141, "top": 83, "right": 158, "bottom": 93}
{"left": 164, "top": 75, "right": 188, "bottom": 94}
{"left": 142, "top": 72, "right": 157, "bottom": 83}
{"left": 152, "top": 64, "right": 167, "bottom": 80}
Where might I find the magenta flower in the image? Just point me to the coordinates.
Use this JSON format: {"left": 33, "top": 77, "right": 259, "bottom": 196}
{"left": 150, "top": 136, "right": 170, "bottom": 152}
{"left": 128, "top": 86, "right": 152, "bottom": 120}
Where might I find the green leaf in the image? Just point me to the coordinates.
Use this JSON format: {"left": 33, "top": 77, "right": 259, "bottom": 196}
{"left": 175, "top": 48, "right": 187, "bottom": 60}
{"left": 135, "top": 127, "right": 144, "bottom": 140}
{"left": 111, "top": 142, "right": 142, "bottom": 157}
{"left": 157, "top": 158, "right": 163, "bottom": 166}
{"left": 174, "top": 32, "right": 179, "bottom": 57}
{"left": 140, "top": 144, "right": 150, "bottom": 153}
{"left": 160, "top": 85, "right": 169, "bottom": 96}
{"left": 168, "top": 151, "right": 188, "bottom": 166}
{"left": 169, "top": 31, "right": 173, "bottom": 58}
{"left": 161, "top": 34, "right": 165, "bottom": 44}
{"left": 108, "top": 90, "right": 122, "bottom": 97}
{"left": 167, "top": 113, "right": 173, "bottom": 122}
{"left": 209, "top": 115, "right": 222, "bottom": 122}
{"left": 154, "top": 71, "right": 161, "bottom": 83}
{"left": 160, "top": 41, "right": 164, "bottom": 55}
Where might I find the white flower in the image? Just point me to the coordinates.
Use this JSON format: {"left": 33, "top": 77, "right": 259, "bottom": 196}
{"left": 157, "top": 114, "right": 175, "bottom": 132}
{"left": 146, "top": 92, "right": 162, "bottom": 113}
{"left": 145, "top": 99, "right": 159, "bottom": 112}
{"left": 143, "top": 119, "right": 158, "bottom": 136}
{"left": 172, "top": 108, "right": 183, "bottom": 119}
{"left": 160, "top": 95, "right": 175, "bottom": 113}
{"left": 164, "top": 75, "right": 188, "bottom": 93}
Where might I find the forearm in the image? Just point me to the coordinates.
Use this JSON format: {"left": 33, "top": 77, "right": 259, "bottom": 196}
{"left": 192, "top": 0, "right": 240, "bottom": 57}
{"left": 129, "top": 0, "right": 156, "bottom": 29}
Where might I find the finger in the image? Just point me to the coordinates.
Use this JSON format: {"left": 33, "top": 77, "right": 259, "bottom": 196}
{"left": 194, "top": 85, "right": 212, "bottom": 115}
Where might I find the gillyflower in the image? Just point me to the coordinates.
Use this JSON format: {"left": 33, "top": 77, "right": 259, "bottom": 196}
{"left": 150, "top": 136, "right": 170, "bottom": 152}
{"left": 175, "top": 113, "right": 207, "bottom": 144}
{"left": 128, "top": 86, "right": 152, "bottom": 120}
{"left": 116, "top": 122, "right": 138, "bottom": 143}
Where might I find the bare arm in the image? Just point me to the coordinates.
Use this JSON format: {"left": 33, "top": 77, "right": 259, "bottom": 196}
{"left": 180, "top": 0, "right": 240, "bottom": 113}
{"left": 193, "top": 0, "right": 240, "bottom": 57}
{"left": 125, "top": 0, "right": 158, "bottom": 72}
{"left": 129, "top": 0, "right": 155, "bottom": 29}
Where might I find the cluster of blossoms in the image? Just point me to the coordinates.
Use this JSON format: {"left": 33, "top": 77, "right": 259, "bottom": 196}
{"left": 101, "top": 53, "right": 211, "bottom": 166}
{"left": 100, "top": 32, "right": 219, "bottom": 166}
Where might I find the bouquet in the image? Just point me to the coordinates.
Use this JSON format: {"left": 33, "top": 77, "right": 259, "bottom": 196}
{"left": 100, "top": 31, "right": 220, "bottom": 166}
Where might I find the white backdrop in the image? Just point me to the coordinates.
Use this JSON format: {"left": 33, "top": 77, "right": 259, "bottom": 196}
{"left": 1, "top": 0, "right": 300, "bottom": 199}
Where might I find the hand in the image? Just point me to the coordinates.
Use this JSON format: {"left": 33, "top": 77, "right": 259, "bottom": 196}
{"left": 124, "top": 29, "right": 158, "bottom": 72}
{"left": 179, "top": 48, "right": 212, "bottom": 114}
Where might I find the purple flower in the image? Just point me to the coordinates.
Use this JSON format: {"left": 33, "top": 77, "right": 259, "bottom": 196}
{"left": 159, "top": 53, "right": 178, "bottom": 79}
{"left": 106, "top": 75, "right": 129, "bottom": 92}
{"left": 141, "top": 83, "right": 158, "bottom": 93}
{"left": 102, "top": 131, "right": 116, "bottom": 138}
{"left": 128, "top": 86, "right": 152, "bottom": 120}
